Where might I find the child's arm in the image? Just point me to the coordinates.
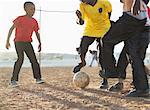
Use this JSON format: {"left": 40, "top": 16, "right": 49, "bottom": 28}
{"left": 6, "top": 24, "right": 15, "bottom": 49}
{"left": 35, "top": 32, "right": 41, "bottom": 52}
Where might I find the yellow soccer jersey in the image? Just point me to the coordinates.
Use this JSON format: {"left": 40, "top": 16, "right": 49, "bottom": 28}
{"left": 80, "top": 0, "right": 112, "bottom": 38}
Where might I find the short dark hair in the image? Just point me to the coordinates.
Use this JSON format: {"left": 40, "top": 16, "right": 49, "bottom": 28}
{"left": 24, "top": 1, "right": 34, "bottom": 9}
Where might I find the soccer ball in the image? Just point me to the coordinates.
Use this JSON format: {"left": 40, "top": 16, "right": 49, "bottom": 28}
{"left": 73, "top": 71, "right": 90, "bottom": 89}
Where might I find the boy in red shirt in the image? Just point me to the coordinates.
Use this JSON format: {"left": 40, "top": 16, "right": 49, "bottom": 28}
{"left": 6, "top": 1, "right": 44, "bottom": 87}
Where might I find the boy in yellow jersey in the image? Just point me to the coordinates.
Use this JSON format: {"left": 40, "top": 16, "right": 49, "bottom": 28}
{"left": 73, "top": 0, "right": 112, "bottom": 87}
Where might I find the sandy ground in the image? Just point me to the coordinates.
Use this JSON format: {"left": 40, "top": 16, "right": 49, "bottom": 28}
{"left": 0, "top": 66, "right": 150, "bottom": 110}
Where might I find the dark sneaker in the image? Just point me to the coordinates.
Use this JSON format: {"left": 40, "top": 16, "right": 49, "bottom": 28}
{"left": 126, "top": 89, "right": 149, "bottom": 97}
{"left": 109, "top": 82, "right": 123, "bottom": 92}
{"left": 99, "top": 70, "right": 119, "bottom": 79}
{"left": 10, "top": 80, "right": 18, "bottom": 87}
{"left": 99, "top": 78, "right": 108, "bottom": 89}
{"left": 100, "top": 83, "right": 109, "bottom": 89}
{"left": 73, "top": 63, "right": 86, "bottom": 73}
{"left": 36, "top": 79, "right": 44, "bottom": 84}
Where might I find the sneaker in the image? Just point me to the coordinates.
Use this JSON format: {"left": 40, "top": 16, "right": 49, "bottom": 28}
{"left": 100, "top": 83, "right": 109, "bottom": 89}
{"left": 10, "top": 80, "right": 18, "bottom": 87}
{"left": 99, "top": 78, "right": 108, "bottom": 89}
{"left": 109, "top": 82, "right": 123, "bottom": 92}
{"left": 126, "top": 89, "right": 149, "bottom": 97}
{"left": 73, "top": 62, "right": 86, "bottom": 73}
{"left": 36, "top": 79, "right": 44, "bottom": 84}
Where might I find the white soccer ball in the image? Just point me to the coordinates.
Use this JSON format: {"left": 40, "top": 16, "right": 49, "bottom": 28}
{"left": 73, "top": 71, "right": 90, "bottom": 89}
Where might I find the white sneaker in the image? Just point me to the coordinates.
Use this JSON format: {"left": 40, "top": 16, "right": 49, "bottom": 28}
{"left": 36, "top": 79, "right": 44, "bottom": 84}
{"left": 10, "top": 80, "right": 19, "bottom": 87}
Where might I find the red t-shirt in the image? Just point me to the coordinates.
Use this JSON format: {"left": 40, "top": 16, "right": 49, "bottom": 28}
{"left": 147, "top": 7, "right": 150, "bottom": 18}
{"left": 13, "top": 15, "right": 39, "bottom": 42}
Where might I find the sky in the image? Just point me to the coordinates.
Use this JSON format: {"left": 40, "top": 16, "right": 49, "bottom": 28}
{"left": 0, "top": 0, "right": 149, "bottom": 54}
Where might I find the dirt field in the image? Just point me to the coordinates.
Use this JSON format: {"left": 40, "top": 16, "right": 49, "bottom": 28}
{"left": 0, "top": 66, "right": 149, "bottom": 110}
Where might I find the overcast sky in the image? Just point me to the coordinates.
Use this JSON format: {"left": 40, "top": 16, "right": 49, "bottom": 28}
{"left": 0, "top": 0, "right": 149, "bottom": 54}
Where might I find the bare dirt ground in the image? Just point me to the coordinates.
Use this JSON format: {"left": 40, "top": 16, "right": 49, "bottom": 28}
{"left": 0, "top": 66, "right": 150, "bottom": 110}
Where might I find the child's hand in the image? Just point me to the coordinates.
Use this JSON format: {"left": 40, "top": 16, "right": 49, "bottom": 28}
{"left": 76, "top": 10, "right": 82, "bottom": 19}
{"left": 6, "top": 41, "right": 10, "bottom": 49}
{"left": 38, "top": 43, "right": 41, "bottom": 52}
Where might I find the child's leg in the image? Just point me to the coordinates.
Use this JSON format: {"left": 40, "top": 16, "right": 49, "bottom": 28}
{"left": 11, "top": 42, "right": 24, "bottom": 81}
{"left": 73, "top": 36, "right": 95, "bottom": 73}
{"left": 117, "top": 44, "right": 129, "bottom": 80}
{"left": 109, "top": 44, "right": 130, "bottom": 91}
{"left": 100, "top": 14, "right": 137, "bottom": 78}
{"left": 24, "top": 43, "right": 41, "bottom": 80}
{"left": 126, "top": 31, "right": 149, "bottom": 96}
{"left": 98, "top": 39, "right": 108, "bottom": 89}
{"left": 100, "top": 78, "right": 108, "bottom": 89}
{"left": 80, "top": 36, "right": 95, "bottom": 64}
